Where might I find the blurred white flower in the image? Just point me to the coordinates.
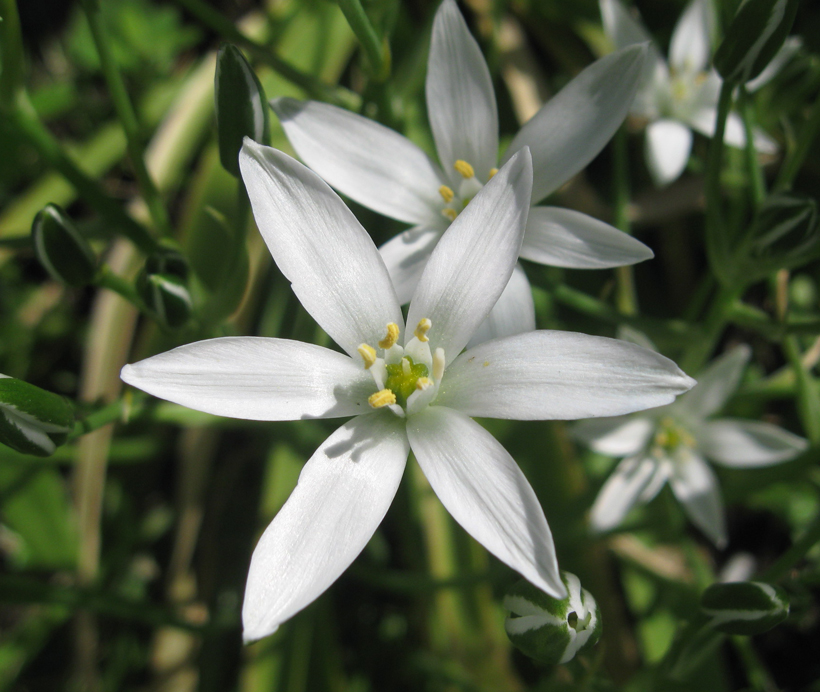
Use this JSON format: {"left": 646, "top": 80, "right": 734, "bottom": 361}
{"left": 575, "top": 344, "right": 807, "bottom": 546}
{"left": 271, "top": 0, "right": 654, "bottom": 346}
{"left": 122, "top": 141, "right": 695, "bottom": 643}
{"left": 600, "top": 0, "right": 782, "bottom": 186}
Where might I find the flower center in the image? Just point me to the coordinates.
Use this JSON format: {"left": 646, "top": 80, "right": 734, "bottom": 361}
{"left": 567, "top": 610, "right": 593, "bottom": 632}
{"left": 358, "top": 320, "right": 445, "bottom": 417}
{"left": 438, "top": 160, "right": 497, "bottom": 223}
{"left": 651, "top": 417, "right": 695, "bottom": 457}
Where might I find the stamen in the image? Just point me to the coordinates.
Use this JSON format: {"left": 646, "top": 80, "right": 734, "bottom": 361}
{"left": 454, "top": 159, "right": 475, "bottom": 179}
{"left": 439, "top": 185, "right": 454, "bottom": 203}
{"left": 401, "top": 357, "right": 411, "bottom": 375}
{"left": 488, "top": 167, "right": 498, "bottom": 179}
{"left": 414, "top": 318, "right": 432, "bottom": 342}
{"left": 368, "top": 389, "right": 397, "bottom": 408}
{"left": 358, "top": 343, "right": 376, "bottom": 369}
{"left": 433, "top": 347, "right": 445, "bottom": 382}
{"left": 416, "top": 377, "right": 433, "bottom": 390}
{"left": 442, "top": 208, "right": 458, "bottom": 222}
{"left": 378, "top": 322, "right": 400, "bottom": 349}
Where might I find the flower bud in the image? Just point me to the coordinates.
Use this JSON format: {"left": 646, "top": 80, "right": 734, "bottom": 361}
{"left": 701, "top": 581, "right": 789, "bottom": 635}
{"left": 215, "top": 44, "right": 269, "bottom": 177}
{"left": 0, "top": 375, "right": 74, "bottom": 457}
{"left": 31, "top": 204, "right": 97, "bottom": 287}
{"left": 714, "top": 0, "right": 799, "bottom": 85}
{"left": 137, "top": 271, "right": 192, "bottom": 329}
{"left": 504, "top": 573, "right": 602, "bottom": 665}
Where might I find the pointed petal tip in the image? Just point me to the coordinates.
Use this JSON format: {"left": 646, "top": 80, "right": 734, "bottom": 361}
{"left": 242, "top": 622, "right": 279, "bottom": 645}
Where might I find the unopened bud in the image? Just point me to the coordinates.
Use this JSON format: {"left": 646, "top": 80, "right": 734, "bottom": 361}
{"left": 701, "top": 581, "right": 789, "bottom": 635}
{"left": 31, "top": 204, "right": 97, "bottom": 287}
{"left": 137, "top": 271, "right": 192, "bottom": 329}
{"left": 504, "top": 573, "right": 602, "bottom": 665}
{"left": 0, "top": 375, "right": 74, "bottom": 457}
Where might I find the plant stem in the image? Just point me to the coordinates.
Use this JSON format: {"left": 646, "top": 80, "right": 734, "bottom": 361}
{"left": 759, "top": 512, "right": 820, "bottom": 582}
{"left": 612, "top": 127, "right": 638, "bottom": 316}
{"left": 79, "top": 0, "right": 172, "bottom": 237}
{"left": 782, "top": 335, "right": 820, "bottom": 444}
{"left": 775, "top": 87, "right": 820, "bottom": 191}
{"left": 738, "top": 85, "right": 766, "bottom": 209}
{"left": 681, "top": 284, "right": 743, "bottom": 373}
{"left": 95, "top": 265, "right": 145, "bottom": 310}
{"left": 336, "top": 0, "right": 389, "bottom": 81}
{"left": 69, "top": 392, "right": 147, "bottom": 440}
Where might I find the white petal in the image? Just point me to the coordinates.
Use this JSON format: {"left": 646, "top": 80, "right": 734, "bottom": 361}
{"left": 271, "top": 98, "right": 445, "bottom": 225}
{"left": 426, "top": 0, "right": 498, "bottom": 184}
{"left": 572, "top": 416, "right": 655, "bottom": 456}
{"left": 521, "top": 207, "right": 654, "bottom": 268}
{"left": 437, "top": 330, "right": 696, "bottom": 420}
{"left": 675, "top": 345, "right": 750, "bottom": 419}
{"left": 700, "top": 419, "right": 807, "bottom": 467}
{"left": 407, "top": 406, "right": 565, "bottom": 598}
{"left": 590, "top": 455, "right": 660, "bottom": 532}
{"left": 645, "top": 119, "right": 693, "bottom": 186}
{"left": 121, "top": 337, "right": 373, "bottom": 421}
{"left": 239, "top": 140, "right": 404, "bottom": 358}
{"left": 242, "top": 413, "right": 409, "bottom": 642}
{"left": 502, "top": 44, "right": 647, "bottom": 203}
{"left": 747, "top": 36, "right": 801, "bottom": 92}
{"left": 466, "top": 264, "right": 535, "bottom": 349}
{"left": 688, "top": 108, "right": 779, "bottom": 154}
{"left": 669, "top": 0, "right": 713, "bottom": 75}
{"left": 668, "top": 450, "right": 727, "bottom": 547}
{"left": 406, "top": 150, "right": 532, "bottom": 364}
{"left": 599, "top": 0, "right": 665, "bottom": 88}
{"left": 378, "top": 226, "right": 443, "bottom": 305}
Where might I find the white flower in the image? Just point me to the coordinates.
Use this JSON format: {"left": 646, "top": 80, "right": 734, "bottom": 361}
{"left": 600, "top": 0, "right": 781, "bottom": 186}
{"left": 270, "top": 0, "right": 654, "bottom": 346}
{"left": 575, "top": 344, "right": 807, "bottom": 547}
{"left": 121, "top": 140, "right": 695, "bottom": 643}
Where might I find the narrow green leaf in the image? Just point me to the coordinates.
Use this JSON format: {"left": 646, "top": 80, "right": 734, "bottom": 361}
{"left": 31, "top": 204, "right": 97, "bottom": 287}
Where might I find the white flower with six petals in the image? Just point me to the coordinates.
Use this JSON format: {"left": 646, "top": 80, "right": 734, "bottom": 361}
{"left": 271, "top": 0, "right": 654, "bottom": 345}
{"left": 121, "top": 140, "right": 695, "bottom": 642}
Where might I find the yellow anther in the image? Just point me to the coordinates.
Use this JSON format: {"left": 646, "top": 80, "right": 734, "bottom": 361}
{"left": 368, "top": 389, "right": 396, "bottom": 408}
{"left": 414, "top": 318, "right": 432, "bottom": 342}
{"left": 378, "top": 322, "right": 400, "bottom": 349}
{"left": 488, "top": 167, "right": 498, "bottom": 179}
{"left": 439, "top": 185, "right": 455, "bottom": 203}
{"left": 454, "top": 159, "right": 475, "bottom": 179}
{"left": 358, "top": 343, "right": 377, "bottom": 369}
{"left": 442, "top": 208, "right": 458, "bottom": 222}
{"left": 416, "top": 377, "right": 433, "bottom": 390}
{"left": 401, "top": 357, "right": 411, "bottom": 375}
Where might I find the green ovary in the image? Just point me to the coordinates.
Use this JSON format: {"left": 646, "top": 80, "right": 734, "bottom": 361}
{"left": 385, "top": 357, "right": 429, "bottom": 408}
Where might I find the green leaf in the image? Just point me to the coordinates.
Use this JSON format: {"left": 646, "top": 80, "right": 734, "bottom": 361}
{"left": 215, "top": 44, "right": 269, "bottom": 177}
{"left": 0, "top": 378, "right": 74, "bottom": 457}
{"left": 714, "top": 0, "right": 799, "bottom": 84}
{"left": 31, "top": 203, "right": 97, "bottom": 287}
{"left": 701, "top": 581, "right": 789, "bottom": 635}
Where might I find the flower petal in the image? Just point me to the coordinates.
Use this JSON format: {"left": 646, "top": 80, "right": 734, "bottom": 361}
{"left": 242, "top": 413, "right": 409, "bottom": 642}
{"left": 406, "top": 149, "right": 532, "bottom": 364}
{"left": 121, "top": 337, "right": 373, "bottom": 420}
{"left": 644, "top": 119, "right": 693, "bottom": 186}
{"left": 271, "top": 97, "right": 445, "bottom": 225}
{"left": 521, "top": 206, "right": 654, "bottom": 268}
{"left": 239, "top": 140, "right": 403, "bottom": 358}
{"left": 669, "top": 0, "right": 713, "bottom": 75}
{"left": 502, "top": 44, "right": 647, "bottom": 203}
{"left": 379, "top": 225, "right": 443, "bottom": 305}
{"left": 590, "top": 455, "right": 660, "bottom": 532}
{"left": 700, "top": 419, "right": 807, "bottom": 467}
{"left": 407, "top": 406, "right": 565, "bottom": 598}
{"left": 572, "top": 416, "right": 655, "bottom": 456}
{"left": 466, "top": 264, "right": 535, "bottom": 349}
{"left": 669, "top": 449, "right": 727, "bottom": 547}
{"left": 437, "top": 330, "right": 696, "bottom": 420}
{"left": 599, "top": 0, "right": 665, "bottom": 88}
{"left": 687, "top": 108, "right": 779, "bottom": 154}
{"left": 426, "top": 0, "right": 498, "bottom": 184}
{"left": 675, "top": 345, "right": 750, "bottom": 419}
{"left": 747, "top": 36, "right": 801, "bottom": 92}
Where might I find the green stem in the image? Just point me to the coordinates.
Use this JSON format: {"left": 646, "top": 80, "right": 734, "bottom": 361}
{"left": 336, "top": 0, "right": 389, "bottom": 81}
{"left": 173, "top": 0, "right": 358, "bottom": 108}
{"left": 79, "top": 0, "right": 171, "bottom": 237}
{"left": 9, "top": 96, "right": 157, "bottom": 253}
{"left": 0, "top": 0, "right": 25, "bottom": 103}
{"left": 782, "top": 335, "right": 820, "bottom": 444}
{"left": 69, "top": 392, "right": 148, "bottom": 440}
{"left": 759, "top": 512, "right": 820, "bottom": 582}
{"left": 738, "top": 85, "right": 766, "bottom": 209}
{"left": 775, "top": 88, "right": 820, "bottom": 192}
{"left": 612, "top": 127, "right": 637, "bottom": 316}
{"left": 680, "top": 284, "right": 743, "bottom": 373}
{"left": 95, "top": 265, "right": 145, "bottom": 310}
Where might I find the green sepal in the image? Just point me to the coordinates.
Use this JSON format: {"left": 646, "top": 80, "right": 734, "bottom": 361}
{"left": 31, "top": 204, "right": 97, "bottom": 287}
{"left": 215, "top": 44, "right": 269, "bottom": 177}
{"left": 701, "top": 581, "right": 789, "bottom": 635}
{"left": 0, "top": 377, "right": 74, "bottom": 457}
{"left": 728, "top": 192, "right": 820, "bottom": 285}
{"left": 714, "top": 0, "right": 799, "bottom": 84}
{"left": 136, "top": 271, "right": 192, "bottom": 329}
{"left": 504, "top": 572, "right": 602, "bottom": 665}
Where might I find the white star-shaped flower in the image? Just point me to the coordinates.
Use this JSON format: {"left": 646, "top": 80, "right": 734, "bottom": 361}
{"left": 600, "top": 0, "right": 782, "bottom": 186}
{"left": 575, "top": 343, "right": 807, "bottom": 547}
{"left": 270, "top": 0, "right": 654, "bottom": 346}
{"left": 121, "top": 140, "right": 694, "bottom": 642}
